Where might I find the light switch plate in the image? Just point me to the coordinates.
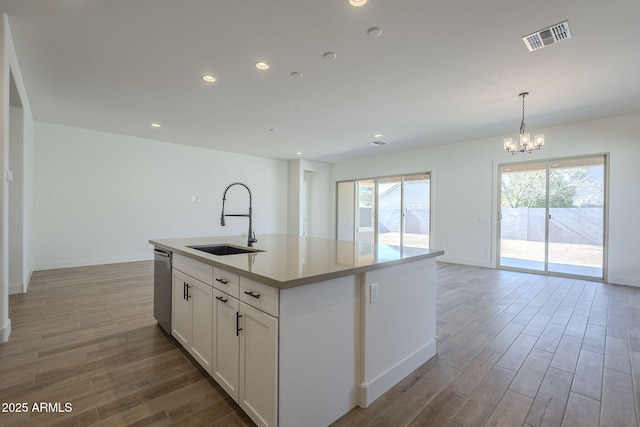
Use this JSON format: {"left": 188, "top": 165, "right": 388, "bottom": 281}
{"left": 370, "top": 283, "right": 378, "bottom": 304}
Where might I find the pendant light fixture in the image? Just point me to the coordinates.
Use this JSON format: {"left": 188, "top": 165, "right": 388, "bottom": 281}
{"left": 503, "top": 92, "right": 545, "bottom": 155}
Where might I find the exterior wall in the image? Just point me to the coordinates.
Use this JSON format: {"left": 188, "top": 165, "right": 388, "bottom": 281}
{"left": 378, "top": 182, "right": 430, "bottom": 235}
{"left": 501, "top": 207, "right": 603, "bottom": 244}
{"left": 378, "top": 207, "right": 429, "bottom": 234}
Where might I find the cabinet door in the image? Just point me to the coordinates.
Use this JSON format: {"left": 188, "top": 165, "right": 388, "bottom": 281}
{"left": 172, "top": 270, "right": 191, "bottom": 347}
{"left": 190, "top": 280, "right": 213, "bottom": 374}
{"left": 239, "top": 302, "right": 278, "bottom": 427}
{"left": 213, "top": 289, "right": 240, "bottom": 401}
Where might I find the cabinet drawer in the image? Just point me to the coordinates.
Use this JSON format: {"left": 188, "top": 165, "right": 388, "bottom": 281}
{"left": 240, "top": 277, "right": 279, "bottom": 317}
{"left": 173, "top": 254, "right": 213, "bottom": 285}
{"left": 214, "top": 267, "right": 240, "bottom": 298}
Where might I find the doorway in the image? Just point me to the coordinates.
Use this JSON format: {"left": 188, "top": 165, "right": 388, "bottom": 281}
{"left": 498, "top": 155, "right": 606, "bottom": 279}
{"left": 9, "top": 71, "right": 25, "bottom": 294}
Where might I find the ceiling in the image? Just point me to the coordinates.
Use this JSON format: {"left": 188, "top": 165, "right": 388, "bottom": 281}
{"left": 1, "top": 0, "right": 639, "bottom": 163}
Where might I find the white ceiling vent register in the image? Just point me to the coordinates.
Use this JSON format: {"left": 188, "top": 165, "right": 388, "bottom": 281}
{"left": 523, "top": 20, "right": 572, "bottom": 52}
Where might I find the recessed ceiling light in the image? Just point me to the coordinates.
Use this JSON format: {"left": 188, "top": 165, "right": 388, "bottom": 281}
{"left": 255, "top": 62, "right": 270, "bottom": 71}
{"left": 374, "top": 133, "right": 383, "bottom": 138}
{"left": 201, "top": 75, "right": 216, "bottom": 83}
{"left": 349, "top": 0, "right": 368, "bottom": 6}
{"left": 367, "top": 27, "right": 382, "bottom": 38}
{"left": 151, "top": 123, "right": 161, "bottom": 128}
{"left": 323, "top": 51, "right": 337, "bottom": 60}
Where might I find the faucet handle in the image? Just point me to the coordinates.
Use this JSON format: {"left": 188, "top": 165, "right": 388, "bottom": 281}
{"left": 250, "top": 231, "right": 258, "bottom": 244}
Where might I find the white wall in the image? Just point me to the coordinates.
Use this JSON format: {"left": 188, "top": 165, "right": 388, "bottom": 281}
{"left": 287, "top": 160, "right": 302, "bottom": 236}
{"left": 33, "top": 122, "right": 288, "bottom": 269}
{"left": 332, "top": 112, "right": 640, "bottom": 287}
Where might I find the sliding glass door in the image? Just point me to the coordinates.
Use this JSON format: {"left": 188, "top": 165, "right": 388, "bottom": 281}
{"left": 498, "top": 162, "right": 548, "bottom": 272}
{"left": 498, "top": 156, "right": 606, "bottom": 279}
{"left": 336, "top": 173, "right": 431, "bottom": 256}
{"left": 547, "top": 157, "right": 605, "bottom": 277}
{"left": 401, "top": 174, "right": 430, "bottom": 250}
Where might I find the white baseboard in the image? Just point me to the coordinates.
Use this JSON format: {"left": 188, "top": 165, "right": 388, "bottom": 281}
{"left": 608, "top": 275, "right": 640, "bottom": 287}
{"left": 33, "top": 254, "right": 152, "bottom": 271}
{"left": 9, "top": 283, "right": 23, "bottom": 295}
{"left": 8, "top": 270, "right": 34, "bottom": 294}
{"left": 0, "top": 319, "right": 11, "bottom": 343}
{"left": 24, "top": 270, "right": 32, "bottom": 293}
{"left": 437, "top": 256, "right": 494, "bottom": 269}
{"left": 358, "top": 339, "right": 437, "bottom": 408}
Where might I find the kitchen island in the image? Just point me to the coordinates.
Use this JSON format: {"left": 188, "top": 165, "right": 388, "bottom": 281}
{"left": 150, "top": 234, "right": 443, "bottom": 427}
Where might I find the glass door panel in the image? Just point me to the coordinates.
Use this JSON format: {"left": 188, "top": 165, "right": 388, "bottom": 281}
{"left": 377, "top": 176, "right": 401, "bottom": 249}
{"left": 499, "top": 162, "right": 547, "bottom": 272}
{"left": 402, "top": 174, "right": 430, "bottom": 249}
{"left": 548, "top": 157, "right": 605, "bottom": 278}
{"left": 356, "top": 180, "right": 375, "bottom": 256}
{"left": 336, "top": 181, "right": 355, "bottom": 241}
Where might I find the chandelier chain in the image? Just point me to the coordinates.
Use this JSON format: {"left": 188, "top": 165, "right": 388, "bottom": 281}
{"left": 520, "top": 93, "right": 526, "bottom": 135}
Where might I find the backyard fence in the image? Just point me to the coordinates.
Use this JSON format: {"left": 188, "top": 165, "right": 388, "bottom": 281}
{"left": 501, "top": 207, "right": 603, "bottom": 245}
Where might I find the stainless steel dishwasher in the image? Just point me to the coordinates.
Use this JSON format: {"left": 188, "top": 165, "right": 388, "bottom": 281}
{"left": 153, "top": 247, "right": 172, "bottom": 334}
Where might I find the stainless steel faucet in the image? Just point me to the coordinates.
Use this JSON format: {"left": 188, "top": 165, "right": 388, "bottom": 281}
{"left": 220, "top": 182, "right": 258, "bottom": 247}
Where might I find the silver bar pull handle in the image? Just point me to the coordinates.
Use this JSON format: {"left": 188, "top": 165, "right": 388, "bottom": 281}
{"left": 154, "top": 248, "right": 171, "bottom": 257}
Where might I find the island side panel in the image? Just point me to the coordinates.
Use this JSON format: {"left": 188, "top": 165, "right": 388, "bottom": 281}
{"left": 358, "top": 257, "right": 437, "bottom": 407}
{"left": 279, "top": 275, "right": 359, "bottom": 427}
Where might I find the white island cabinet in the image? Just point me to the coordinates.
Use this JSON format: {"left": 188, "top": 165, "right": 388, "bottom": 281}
{"left": 239, "top": 301, "right": 278, "bottom": 427}
{"left": 210, "top": 269, "right": 279, "bottom": 427}
{"left": 171, "top": 266, "right": 213, "bottom": 375}
{"left": 211, "top": 287, "right": 240, "bottom": 399}
{"left": 151, "top": 234, "right": 443, "bottom": 427}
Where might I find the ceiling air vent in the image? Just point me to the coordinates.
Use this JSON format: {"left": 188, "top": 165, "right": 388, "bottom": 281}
{"left": 368, "top": 140, "right": 386, "bottom": 147}
{"left": 523, "top": 20, "right": 571, "bottom": 52}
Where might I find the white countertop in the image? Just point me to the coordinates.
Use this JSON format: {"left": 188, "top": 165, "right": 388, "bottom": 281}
{"left": 150, "top": 234, "right": 443, "bottom": 289}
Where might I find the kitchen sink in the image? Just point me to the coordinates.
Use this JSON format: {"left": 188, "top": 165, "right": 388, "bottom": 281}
{"left": 188, "top": 244, "right": 263, "bottom": 256}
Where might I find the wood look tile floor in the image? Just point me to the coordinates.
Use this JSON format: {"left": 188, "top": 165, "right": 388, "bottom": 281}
{"left": 1, "top": 262, "right": 639, "bottom": 426}
{"left": 0, "top": 262, "right": 253, "bottom": 427}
